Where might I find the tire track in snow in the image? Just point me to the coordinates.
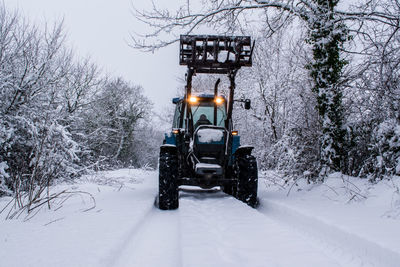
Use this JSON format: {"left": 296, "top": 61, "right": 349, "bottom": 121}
{"left": 179, "top": 189, "right": 342, "bottom": 267}
{"left": 105, "top": 204, "right": 182, "bottom": 267}
{"left": 101, "top": 205, "right": 154, "bottom": 267}
{"left": 258, "top": 199, "right": 400, "bottom": 267}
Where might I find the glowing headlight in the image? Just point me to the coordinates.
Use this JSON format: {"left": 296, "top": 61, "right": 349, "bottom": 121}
{"left": 189, "top": 96, "right": 198, "bottom": 103}
{"left": 215, "top": 97, "right": 224, "bottom": 104}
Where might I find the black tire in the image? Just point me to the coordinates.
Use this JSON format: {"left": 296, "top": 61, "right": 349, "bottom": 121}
{"left": 158, "top": 150, "right": 179, "bottom": 210}
{"left": 235, "top": 154, "right": 258, "bottom": 208}
{"left": 222, "top": 166, "right": 237, "bottom": 196}
{"left": 222, "top": 182, "right": 237, "bottom": 196}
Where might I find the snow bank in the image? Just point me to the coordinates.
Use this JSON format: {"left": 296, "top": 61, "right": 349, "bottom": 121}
{"left": 259, "top": 171, "right": 400, "bottom": 267}
{"left": 2, "top": 168, "right": 399, "bottom": 267}
{"left": 0, "top": 168, "right": 157, "bottom": 267}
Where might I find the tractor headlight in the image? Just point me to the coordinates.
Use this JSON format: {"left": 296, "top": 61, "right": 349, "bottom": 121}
{"left": 189, "top": 96, "right": 198, "bottom": 103}
{"left": 215, "top": 96, "right": 224, "bottom": 104}
{"left": 232, "top": 130, "right": 238, "bottom": 136}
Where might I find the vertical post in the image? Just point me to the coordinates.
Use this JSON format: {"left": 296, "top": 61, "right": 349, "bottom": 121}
{"left": 186, "top": 68, "right": 194, "bottom": 134}
{"left": 213, "top": 78, "right": 221, "bottom": 126}
{"left": 225, "top": 70, "right": 237, "bottom": 158}
{"left": 226, "top": 70, "right": 237, "bottom": 130}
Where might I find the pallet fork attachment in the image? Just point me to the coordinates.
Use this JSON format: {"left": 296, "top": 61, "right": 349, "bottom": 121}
{"left": 180, "top": 35, "right": 254, "bottom": 74}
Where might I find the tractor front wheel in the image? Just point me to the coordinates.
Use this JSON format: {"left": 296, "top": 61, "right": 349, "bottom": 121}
{"left": 158, "top": 150, "right": 179, "bottom": 210}
{"left": 223, "top": 182, "right": 237, "bottom": 197}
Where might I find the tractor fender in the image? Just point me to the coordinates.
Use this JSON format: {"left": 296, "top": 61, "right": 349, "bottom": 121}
{"left": 160, "top": 144, "right": 178, "bottom": 154}
{"left": 234, "top": 145, "right": 254, "bottom": 157}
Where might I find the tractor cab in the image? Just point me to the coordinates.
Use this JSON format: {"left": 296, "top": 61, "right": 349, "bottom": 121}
{"left": 172, "top": 94, "right": 227, "bottom": 130}
{"left": 170, "top": 94, "right": 229, "bottom": 176}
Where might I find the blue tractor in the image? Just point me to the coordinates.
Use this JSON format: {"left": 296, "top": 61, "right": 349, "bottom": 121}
{"left": 158, "top": 35, "right": 257, "bottom": 209}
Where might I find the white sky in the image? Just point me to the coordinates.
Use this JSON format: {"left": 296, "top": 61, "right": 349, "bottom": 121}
{"left": 3, "top": 0, "right": 185, "bottom": 111}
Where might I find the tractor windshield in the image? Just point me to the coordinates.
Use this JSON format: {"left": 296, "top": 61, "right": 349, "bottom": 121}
{"left": 172, "top": 98, "right": 227, "bottom": 129}
{"left": 191, "top": 101, "right": 226, "bottom": 128}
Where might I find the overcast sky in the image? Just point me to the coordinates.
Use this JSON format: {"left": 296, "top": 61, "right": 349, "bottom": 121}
{"left": 4, "top": 0, "right": 185, "bottom": 111}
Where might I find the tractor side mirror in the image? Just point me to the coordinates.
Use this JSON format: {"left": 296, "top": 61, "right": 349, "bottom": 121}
{"left": 244, "top": 99, "right": 251, "bottom": 110}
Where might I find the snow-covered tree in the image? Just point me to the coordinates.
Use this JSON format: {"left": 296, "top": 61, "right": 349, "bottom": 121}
{"left": 306, "top": 0, "right": 349, "bottom": 176}
{"left": 80, "top": 78, "right": 152, "bottom": 168}
{"left": 341, "top": 0, "right": 400, "bottom": 179}
{"left": 234, "top": 24, "right": 320, "bottom": 179}
{"left": 0, "top": 5, "right": 81, "bottom": 201}
{"left": 0, "top": 4, "right": 158, "bottom": 204}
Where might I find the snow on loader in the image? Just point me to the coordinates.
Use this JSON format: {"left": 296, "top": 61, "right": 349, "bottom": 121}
{"left": 157, "top": 35, "right": 258, "bottom": 210}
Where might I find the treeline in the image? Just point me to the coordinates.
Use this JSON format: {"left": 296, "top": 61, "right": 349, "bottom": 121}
{"left": 0, "top": 5, "right": 159, "bottom": 198}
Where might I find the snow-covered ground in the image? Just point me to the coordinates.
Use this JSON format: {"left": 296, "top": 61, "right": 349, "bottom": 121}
{"left": 0, "top": 169, "right": 399, "bottom": 267}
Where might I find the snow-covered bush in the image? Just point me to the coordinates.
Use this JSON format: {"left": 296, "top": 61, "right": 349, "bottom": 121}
{"left": 359, "top": 120, "right": 400, "bottom": 180}
{"left": 263, "top": 127, "right": 320, "bottom": 182}
{"left": 2, "top": 115, "right": 80, "bottom": 201}
{"left": 130, "top": 121, "right": 164, "bottom": 169}
{"left": 0, "top": 120, "right": 13, "bottom": 196}
{"left": 0, "top": 162, "right": 11, "bottom": 196}
{"left": 342, "top": 121, "right": 375, "bottom": 177}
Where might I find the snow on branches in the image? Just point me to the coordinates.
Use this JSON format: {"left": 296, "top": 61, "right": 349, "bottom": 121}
{"left": 131, "top": 0, "right": 400, "bottom": 181}
{"left": 0, "top": 4, "right": 156, "bottom": 208}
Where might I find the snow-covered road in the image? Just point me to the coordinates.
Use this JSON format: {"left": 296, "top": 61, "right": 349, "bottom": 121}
{"left": 1, "top": 169, "right": 399, "bottom": 267}
{"left": 112, "top": 188, "right": 342, "bottom": 267}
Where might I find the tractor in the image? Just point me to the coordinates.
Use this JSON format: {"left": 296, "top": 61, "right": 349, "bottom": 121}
{"left": 158, "top": 35, "right": 258, "bottom": 210}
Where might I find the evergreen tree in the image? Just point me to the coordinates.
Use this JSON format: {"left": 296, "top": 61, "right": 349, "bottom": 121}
{"left": 307, "top": 0, "right": 348, "bottom": 177}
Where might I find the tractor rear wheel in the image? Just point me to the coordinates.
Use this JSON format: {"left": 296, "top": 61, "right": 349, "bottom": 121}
{"left": 235, "top": 154, "right": 258, "bottom": 208}
{"left": 158, "top": 150, "right": 179, "bottom": 210}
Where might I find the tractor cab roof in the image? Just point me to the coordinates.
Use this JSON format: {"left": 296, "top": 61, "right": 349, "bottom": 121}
{"left": 172, "top": 94, "right": 226, "bottom": 104}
